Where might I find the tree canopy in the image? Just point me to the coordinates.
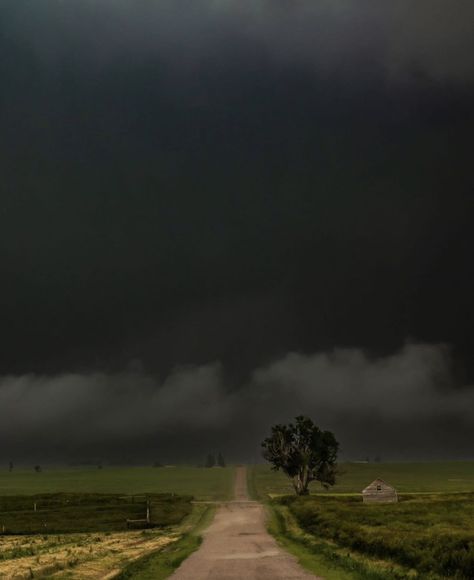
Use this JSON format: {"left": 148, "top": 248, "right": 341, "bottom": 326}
{"left": 262, "top": 416, "right": 339, "bottom": 495}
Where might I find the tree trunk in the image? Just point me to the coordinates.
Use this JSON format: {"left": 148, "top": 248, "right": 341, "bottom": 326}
{"left": 293, "top": 468, "right": 310, "bottom": 495}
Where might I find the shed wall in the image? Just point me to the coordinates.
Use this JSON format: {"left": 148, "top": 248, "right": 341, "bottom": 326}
{"left": 362, "top": 481, "right": 398, "bottom": 503}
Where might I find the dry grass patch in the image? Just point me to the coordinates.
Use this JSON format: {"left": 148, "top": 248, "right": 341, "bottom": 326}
{"left": 0, "top": 530, "right": 177, "bottom": 579}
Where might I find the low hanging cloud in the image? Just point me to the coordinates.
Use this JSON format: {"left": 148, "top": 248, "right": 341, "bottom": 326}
{"left": 250, "top": 343, "right": 456, "bottom": 421}
{"left": 1, "top": 343, "right": 473, "bottom": 463}
{"left": 0, "top": 365, "right": 231, "bottom": 446}
{"left": 245, "top": 344, "right": 474, "bottom": 460}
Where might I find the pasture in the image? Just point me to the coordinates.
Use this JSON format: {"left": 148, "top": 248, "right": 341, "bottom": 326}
{"left": 0, "top": 466, "right": 235, "bottom": 500}
{"left": 249, "top": 461, "right": 474, "bottom": 499}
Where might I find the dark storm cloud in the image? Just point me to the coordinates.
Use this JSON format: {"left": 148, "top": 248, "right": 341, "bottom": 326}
{"left": 1, "top": 344, "right": 473, "bottom": 462}
{"left": 1, "top": 1, "right": 474, "bottom": 460}
{"left": 4, "top": 1, "right": 474, "bottom": 82}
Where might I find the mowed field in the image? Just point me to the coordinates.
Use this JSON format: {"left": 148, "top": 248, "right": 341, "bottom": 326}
{"left": 0, "top": 466, "right": 235, "bottom": 500}
{"left": 0, "top": 467, "right": 233, "bottom": 579}
{"left": 249, "top": 462, "right": 474, "bottom": 580}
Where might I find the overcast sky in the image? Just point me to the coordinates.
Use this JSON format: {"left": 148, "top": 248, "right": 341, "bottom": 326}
{"left": 1, "top": 1, "right": 473, "bottom": 462}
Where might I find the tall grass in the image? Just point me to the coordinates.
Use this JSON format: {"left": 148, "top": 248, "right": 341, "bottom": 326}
{"left": 280, "top": 493, "right": 474, "bottom": 579}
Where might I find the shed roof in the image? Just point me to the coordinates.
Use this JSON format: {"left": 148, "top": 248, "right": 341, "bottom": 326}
{"left": 362, "top": 478, "right": 396, "bottom": 493}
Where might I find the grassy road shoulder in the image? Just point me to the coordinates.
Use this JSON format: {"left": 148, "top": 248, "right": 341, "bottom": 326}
{"left": 266, "top": 502, "right": 359, "bottom": 580}
{"left": 266, "top": 500, "right": 428, "bottom": 580}
{"left": 247, "top": 465, "right": 358, "bottom": 579}
{"left": 115, "top": 502, "right": 216, "bottom": 579}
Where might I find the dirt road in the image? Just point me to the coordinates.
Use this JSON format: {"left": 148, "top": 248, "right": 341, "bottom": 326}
{"left": 170, "top": 466, "right": 320, "bottom": 579}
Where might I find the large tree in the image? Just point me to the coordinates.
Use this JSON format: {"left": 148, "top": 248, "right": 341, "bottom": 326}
{"left": 262, "top": 416, "right": 339, "bottom": 496}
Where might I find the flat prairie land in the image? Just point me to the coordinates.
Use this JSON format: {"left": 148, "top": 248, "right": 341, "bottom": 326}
{"left": 0, "top": 466, "right": 235, "bottom": 501}
{"left": 0, "top": 467, "right": 231, "bottom": 577}
{"left": 250, "top": 461, "right": 474, "bottom": 499}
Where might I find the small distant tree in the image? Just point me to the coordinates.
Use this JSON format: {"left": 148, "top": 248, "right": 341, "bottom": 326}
{"left": 205, "top": 453, "right": 215, "bottom": 468}
{"left": 34, "top": 465, "right": 42, "bottom": 473}
{"left": 8, "top": 461, "right": 13, "bottom": 472}
{"left": 262, "top": 416, "right": 339, "bottom": 496}
{"left": 217, "top": 452, "right": 226, "bottom": 468}
{"left": 374, "top": 455, "right": 382, "bottom": 463}
{"left": 153, "top": 461, "right": 163, "bottom": 468}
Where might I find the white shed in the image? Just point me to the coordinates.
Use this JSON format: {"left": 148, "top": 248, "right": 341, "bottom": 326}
{"left": 362, "top": 478, "right": 398, "bottom": 503}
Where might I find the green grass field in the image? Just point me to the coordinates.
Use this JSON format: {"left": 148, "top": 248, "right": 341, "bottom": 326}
{"left": 250, "top": 461, "right": 474, "bottom": 499}
{"left": 250, "top": 463, "right": 474, "bottom": 579}
{"left": 3, "top": 463, "right": 474, "bottom": 578}
{"left": 0, "top": 466, "right": 235, "bottom": 501}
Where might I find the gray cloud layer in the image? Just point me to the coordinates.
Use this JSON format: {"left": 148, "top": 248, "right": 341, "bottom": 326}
{"left": 4, "top": 0, "right": 474, "bottom": 83}
{"left": 2, "top": 343, "right": 473, "bottom": 463}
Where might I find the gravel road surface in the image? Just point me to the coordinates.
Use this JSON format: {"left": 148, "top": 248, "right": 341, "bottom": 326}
{"left": 170, "top": 466, "right": 321, "bottom": 579}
